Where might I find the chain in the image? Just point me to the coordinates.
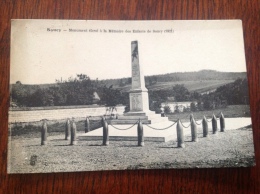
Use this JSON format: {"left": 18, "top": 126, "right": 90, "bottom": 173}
{"left": 180, "top": 120, "right": 191, "bottom": 128}
{"left": 191, "top": 114, "right": 203, "bottom": 125}
{"left": 206, "top": 117, "right": 212, "bottom": 122}
{"left": 144, "top": 121, "right": 177, "bottom": 130}
{"left": 109, "top": 120, "right": 139, "bottom": 130}
{"left": 194, "top": 119, "right": 203, "bottom": 125}
{"left": 212, "top": 112, "right": 222, "bottom": 120}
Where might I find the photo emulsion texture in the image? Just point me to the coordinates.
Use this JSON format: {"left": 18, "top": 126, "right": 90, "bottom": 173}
{"left": 8, "top": 20, "right": 255, "bottom": 173}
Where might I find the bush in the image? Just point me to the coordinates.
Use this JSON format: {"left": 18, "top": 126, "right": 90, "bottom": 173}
{"left": 164, "top": 106, "right": 171, "bottom": 114}
{"left": 190, "top": 102, "right": 197, "bottom": 112}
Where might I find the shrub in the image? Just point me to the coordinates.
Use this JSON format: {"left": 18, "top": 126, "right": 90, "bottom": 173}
{"left": 164, "top": 105, "right": 171, "bottom": 114}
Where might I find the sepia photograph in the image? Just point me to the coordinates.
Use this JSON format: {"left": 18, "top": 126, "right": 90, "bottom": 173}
{"left": 8, "top": 19, "right": 255, "bottom": 173}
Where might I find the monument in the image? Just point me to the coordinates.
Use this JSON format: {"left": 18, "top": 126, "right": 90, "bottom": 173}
{"left": 111, "top": 41, "right": 168, "bottom": 124}
{"left": 79, "top": 40, "right": 174, "bottom": 143}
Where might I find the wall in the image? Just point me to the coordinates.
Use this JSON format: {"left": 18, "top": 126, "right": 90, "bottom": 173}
{"left": 9, "top": 106, "right": 125, "bottom": 123}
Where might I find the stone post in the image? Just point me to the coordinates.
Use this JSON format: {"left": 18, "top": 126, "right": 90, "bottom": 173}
{"left": 176, "top": 120, "right": 185, "bottom": 148}
{"left": 212, "top": 114, "right": 218, "bottom": 134}
{"left": 191, "top": 117, "right": 198, "bottom": 142}
{"left": 137, "top": 120, "right": 144, "bottom": 146}
{"left": 41, "top": 120, "right": 48, "bottom": 145}
{"left": 220, "top": 112, "right": 225, "bottom": 132}
{"left": 85, "top": 117, "right": 90, "bottom": 133}
{"left": 190, "top": 114, "right": 194, "bottom": 122}
{"left": 70, "top": 120, "right": 77, "bottom": 145}
{"left": 102, "top": 119, "right": 109, "bottom": 146}
{"left": 65, "top": 119, "right": 70, "bottom": 140}
{"left": 202, "top": 116, "right": 208, "bottom": 137}
{"left": 101, "top": 116, "right": 106, "bottom": 127}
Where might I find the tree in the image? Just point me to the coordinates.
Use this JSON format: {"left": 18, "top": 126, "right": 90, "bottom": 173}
{"left": 56, "top": 74, "right": 95, "bottom": 105}
{"left": 164, "top": 105, "right": 171, "bottom": 114}
{"left": 190, "top": 102, "right": 197, "bottom": 112}
{"left": 98, "top": 85, "right": 129, "bottom": 107}
{"left": 172, "top": 84, "right": 190, "bottom": 101}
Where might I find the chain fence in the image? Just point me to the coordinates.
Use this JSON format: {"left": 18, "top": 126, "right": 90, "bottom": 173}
{"left": 100, "top": 111, "right": 224, "bottom": 131}
{"left": 109, "top": 120, "right": 139, "bottom": 130}
{"left": 179, "top": 119, "right": 191, "bottom": 128}
{"left": 144, "top": 121, "right": 177, "bottom": 130}
{"left": 194, "top": 119, "right": 203, "bottom": 125}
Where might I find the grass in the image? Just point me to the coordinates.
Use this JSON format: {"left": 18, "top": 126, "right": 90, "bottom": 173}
{"left": 10, "top": 116, "right": 103, "bottom": 138}
{"left": 166, "top": 105, "right": 251, "bottom": 122}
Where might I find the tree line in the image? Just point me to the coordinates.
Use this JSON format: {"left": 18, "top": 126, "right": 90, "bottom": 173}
{"left": 149, "top": 78, "right": 249, "bottom": 113}
{"left": 11, "top": 74, "right": 128, "bottom": 107}
{"left": 11, "top": 74, "right": 249, "bottom": 114}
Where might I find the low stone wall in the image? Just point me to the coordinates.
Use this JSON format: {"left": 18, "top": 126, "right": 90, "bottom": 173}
{"left": 9, "top": 106, "right": 125, "bottom": 123}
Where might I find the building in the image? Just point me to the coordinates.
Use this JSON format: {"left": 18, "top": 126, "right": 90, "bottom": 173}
{"left": 161, "top": 101, "right": 196, "bottom": 113}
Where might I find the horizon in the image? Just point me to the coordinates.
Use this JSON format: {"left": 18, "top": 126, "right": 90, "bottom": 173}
{"left": 11, "top": 69, "right": 247, "bottom": 85}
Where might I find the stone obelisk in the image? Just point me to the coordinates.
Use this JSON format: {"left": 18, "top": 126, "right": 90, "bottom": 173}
{"left": 128, "top": 41, "right": 150, "bottom": 113}
{"left": 111, "top": 41, "right": 168, "bottom": 124}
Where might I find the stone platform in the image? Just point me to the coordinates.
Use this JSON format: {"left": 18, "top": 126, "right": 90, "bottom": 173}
{"left": 111, "top": 112, "right": 169, "bottom": 124}
{"left": 78, "top": 118, "right": 252, "bottom": 143}
{"left": 79, "top": 121, "right": 176, "bottom": 142}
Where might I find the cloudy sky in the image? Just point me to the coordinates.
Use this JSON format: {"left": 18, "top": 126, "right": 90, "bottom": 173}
{"left": 11, "top": 20, "right": 247, "bottom": 84}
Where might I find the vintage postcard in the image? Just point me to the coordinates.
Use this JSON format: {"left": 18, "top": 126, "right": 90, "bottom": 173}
{"left": 8, "top": 20, "right": 255, "bottom": 173}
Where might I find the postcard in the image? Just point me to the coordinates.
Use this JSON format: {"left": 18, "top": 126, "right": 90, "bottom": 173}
{"left": 8, "top": 19, "right": 255, "bottom": 173}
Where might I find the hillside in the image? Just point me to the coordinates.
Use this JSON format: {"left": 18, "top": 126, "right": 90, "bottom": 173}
{"left": 104, "top": 70, "right": 247, "bottom": 93}
{"left": 11, "top": 70, "right": 247, "bottom": 95}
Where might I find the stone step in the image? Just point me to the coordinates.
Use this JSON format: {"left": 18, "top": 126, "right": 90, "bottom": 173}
{"left": 118, "top": 112, "right": 164, "bottom": 120}
{"left": 123, "top": 111, "right": 156, "bottom": 116}
{"left": 110, "top": 119, "right": 152, "bottom": 125}
{"left": 117, "top": 114, "right": 162, "bottom": 120}
{"left": 110, "top": 116, "right": 169, "bottom": 125}
{"left": 117, "top": 115, "right": 149, "bottom": 120}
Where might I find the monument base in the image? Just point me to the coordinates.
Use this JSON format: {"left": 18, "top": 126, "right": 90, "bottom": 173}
{"left": 79, "top": 121, "right": 176, "bottom": 142}
{"left": 111, "top": 111, "right": 169, "bottom": 124}
{"left": 78, "top": 118, "right": 252, "bottom": 143}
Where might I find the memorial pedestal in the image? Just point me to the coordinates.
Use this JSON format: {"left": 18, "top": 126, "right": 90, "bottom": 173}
{"left": 111, "top": 112, "right": 169, "bottom": 124}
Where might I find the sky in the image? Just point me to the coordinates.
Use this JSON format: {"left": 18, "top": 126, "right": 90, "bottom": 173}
{"left": 10, "top": 20, "right": 247, "bottom": 84}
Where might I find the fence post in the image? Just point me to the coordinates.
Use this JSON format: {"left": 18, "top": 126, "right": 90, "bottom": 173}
{"left": 202, "top": 116, "right": 208, "bottom": 137}
{"left": 137, "top": 120, "right": 144, "bottom": 146}
{"left": 212, "top": 114, "right": 218, "bottom": 134}
{"left": 190, "top": 114, "right": 193, "bottom": 122}
{"left": 65, "top": 119, "right": 70, "bottom": 140}
{"left": 191, "top": 117, "right": 198, "bottom": 142}
{"left": 177, "top": 119, "right": 185, "bottom": 148}
{"left": 102, "top": 119, "right": 109, "bottom": 146}
{"left": 220, "top": 112, "right": 225, "bottom": 132}
{"left": 85, "top": 117, "right": 90, "bottom": 133}
{"left": 70, "top": 120, "right": 77, "bottom": 145}
{"left": 41, "top": 120, "right": 48, "bottom": 145}
{"left": 101, "top": 116, "right": 106, "bottom": 127}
